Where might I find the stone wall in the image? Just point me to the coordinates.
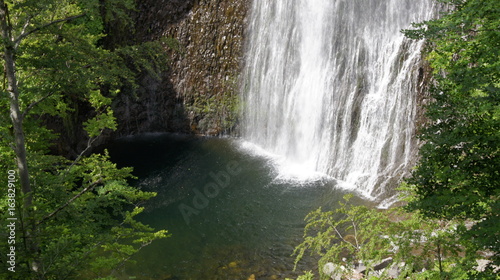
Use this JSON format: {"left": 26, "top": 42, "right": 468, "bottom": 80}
{"left": 113, "top": 0, "right": 250, "bottom": 136}
{"left": 47, "top": 0, "right": 249, "bottom": 157}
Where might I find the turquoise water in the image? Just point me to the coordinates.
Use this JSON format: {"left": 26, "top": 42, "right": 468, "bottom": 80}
{"left": 106, "top": 133, "right": 365, "bottom": 279}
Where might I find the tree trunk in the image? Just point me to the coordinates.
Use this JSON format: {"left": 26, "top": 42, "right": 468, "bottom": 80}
{"left": 0, "top": 0, "right": 32, "bottom": 207}
{"left": 0, "top": 0, "right": 39, "bottom": 275}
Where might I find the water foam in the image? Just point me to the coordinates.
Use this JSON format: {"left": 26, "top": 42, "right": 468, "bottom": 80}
{"left": 236, "top": 140, "right": 332, "bottom": 185}
{"left": 241, "top": 0, "right": 437, "bottom": 198}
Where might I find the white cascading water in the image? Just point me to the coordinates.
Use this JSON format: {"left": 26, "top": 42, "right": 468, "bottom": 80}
{"left": 240, "top": 0, "right": 437, "bottom": 199}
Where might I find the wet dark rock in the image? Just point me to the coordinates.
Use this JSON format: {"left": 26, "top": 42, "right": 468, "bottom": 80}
{"left": 120, "top": 0, "right": 251, "bottom": 136}
{"left": 373, "top": 257, "right": 393, "bottom": 271}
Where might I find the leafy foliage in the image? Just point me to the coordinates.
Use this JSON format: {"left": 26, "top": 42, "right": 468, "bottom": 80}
{"left": 0, "top": 0, "right": 170, "bottom": 279}
{"left": 187, "top": 76, "right": 241, "bottom": 134}
{"left": 402, "top": 0, "right": 499, "bottom": 271}
{"left": 285, "top": 270, "right": 315, "bottom": 280}
{"left": 292, "top": 195, "right": 472, "bottom": 280}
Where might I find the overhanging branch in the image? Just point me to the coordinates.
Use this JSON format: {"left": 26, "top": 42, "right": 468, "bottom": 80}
{"left": 14, "top": 13, "right": 86, "bottom": 49}
{"left": 21, "top": 92, "right": 54, "bottom": 119}
{"left": 37, "top": 178, "right": 103, "bottom": 225}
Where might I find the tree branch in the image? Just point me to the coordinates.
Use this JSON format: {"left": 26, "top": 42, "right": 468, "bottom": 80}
{"left": 14, "top": 13, "right": 86, "bottom": 49}
{"left": 38, "top": 178, "right": 103, "bottom": 225}
{"left": 331, "top": 218, "right": 359, "bottom": 251}
{"left": 63, "top": 129, "right": 104, "bottom": 180}
{"left": 21, "top": 92, "right": 54, "bottom": 119}
{"left": 18, "top": 15, "right": 32, "bottom": 41}
{"left": 351, "top": 218, "right": 360, "bottom": 249}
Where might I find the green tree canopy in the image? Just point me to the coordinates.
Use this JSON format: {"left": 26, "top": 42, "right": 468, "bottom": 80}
{"left": 0, "top": 0, "right": 169, "bottom": 279}
{"left": 403, "top": 0, "right": 499, "bottom": 273}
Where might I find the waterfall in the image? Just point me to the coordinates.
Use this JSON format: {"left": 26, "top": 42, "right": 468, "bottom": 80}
{"left": 240, "top": 0, "right": 436, "bottom": 199}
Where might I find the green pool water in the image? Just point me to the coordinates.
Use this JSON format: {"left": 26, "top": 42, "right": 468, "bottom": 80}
{"left": 106, "top": 133, "right": 366, "bottom": 280}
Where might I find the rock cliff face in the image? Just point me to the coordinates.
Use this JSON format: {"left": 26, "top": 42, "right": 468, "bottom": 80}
{"left": 47, "top": 0, "right": 249, "bottom": 158}
{"left": 113, "top": 0, "right": 250, "bottom": 136}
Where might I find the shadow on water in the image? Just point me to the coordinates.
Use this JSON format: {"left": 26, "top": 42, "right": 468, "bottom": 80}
{"left": 106, "top": 133, "right": 366, "bottom": 279}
